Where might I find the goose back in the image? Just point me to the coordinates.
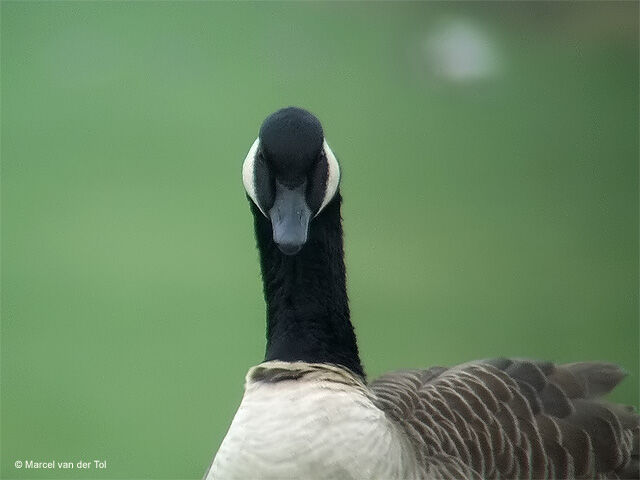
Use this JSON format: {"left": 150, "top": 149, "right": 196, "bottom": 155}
{"left": 371, "top": 357, "right": 640, "bottom": 479}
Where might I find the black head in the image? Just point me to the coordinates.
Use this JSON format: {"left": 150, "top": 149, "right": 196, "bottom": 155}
{"left": 243, "top": 107, "right": 341, "bottom": 255}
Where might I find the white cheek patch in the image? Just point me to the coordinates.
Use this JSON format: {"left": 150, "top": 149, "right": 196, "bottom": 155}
{"left": 317, "top": 140, "right": 340, "bottom": 215}
{"left": 242, "top": 137, "right": 268, "bottom": 217}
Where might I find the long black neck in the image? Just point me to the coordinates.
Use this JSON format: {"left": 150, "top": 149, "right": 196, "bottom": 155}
{"left": 252, "top": 193, "right": 364, "bottom": 379}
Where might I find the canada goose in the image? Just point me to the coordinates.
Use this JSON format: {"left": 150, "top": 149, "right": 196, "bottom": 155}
{"left": 205, "top": 107, "right": 639, "bottom": 480}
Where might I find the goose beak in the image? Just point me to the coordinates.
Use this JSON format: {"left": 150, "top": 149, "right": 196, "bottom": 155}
{"left": 269, "top": 180, "right": 311, "bottom": 255}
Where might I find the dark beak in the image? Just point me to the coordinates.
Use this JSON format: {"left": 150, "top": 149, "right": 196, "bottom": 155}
{"left": 268, "top": 180, "right": 311, "bottom": 255}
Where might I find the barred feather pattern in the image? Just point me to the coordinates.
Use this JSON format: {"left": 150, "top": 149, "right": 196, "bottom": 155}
{"left": 370, "top": 358, "right": 640, "bottom": 480}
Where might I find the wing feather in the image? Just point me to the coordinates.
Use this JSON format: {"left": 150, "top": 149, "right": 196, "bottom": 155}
{"left": 370, "top": 358, "right": 639, "bottom": 479}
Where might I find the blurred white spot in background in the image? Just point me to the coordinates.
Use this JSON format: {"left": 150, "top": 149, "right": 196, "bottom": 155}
{"left": 421, "top": 19, "right": 501, "bottom": 83}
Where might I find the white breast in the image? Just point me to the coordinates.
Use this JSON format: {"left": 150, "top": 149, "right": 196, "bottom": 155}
{"left": 206, "top": 365, "right": 418, "bottom": 480}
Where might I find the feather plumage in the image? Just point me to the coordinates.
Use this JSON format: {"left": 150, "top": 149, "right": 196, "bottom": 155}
{"left": 370, "top": 358, "right": 639, "bottom": 479}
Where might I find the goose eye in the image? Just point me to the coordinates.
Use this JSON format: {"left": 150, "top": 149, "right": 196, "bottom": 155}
{"left": 242, "top": 138, "right": 273, "bottom": 216}
{"left": 315, "top": 140, "right": 340, "bottom": 215}
{"left": 306, "top": 153, "right": 329, "bottom": 214}
{"left": 254, "top": 152, "right": 274, "bottom": 213}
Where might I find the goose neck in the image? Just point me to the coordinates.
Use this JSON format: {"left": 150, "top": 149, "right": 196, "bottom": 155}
{"left": 252, "top": 196, "right": 364, "bottom": 378}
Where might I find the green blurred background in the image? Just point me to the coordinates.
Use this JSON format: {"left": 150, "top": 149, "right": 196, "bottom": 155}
{"left": 2, "top": 2, "right": 638, "bottom": 479}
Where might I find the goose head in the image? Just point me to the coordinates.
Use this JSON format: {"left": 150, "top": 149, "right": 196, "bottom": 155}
{"left": 242, "top": 107, "right": 341, "bottom": 255}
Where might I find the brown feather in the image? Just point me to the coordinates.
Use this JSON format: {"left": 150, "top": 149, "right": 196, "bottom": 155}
{"left": 369, "top": 358, "right": 639, "bottom": 479}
